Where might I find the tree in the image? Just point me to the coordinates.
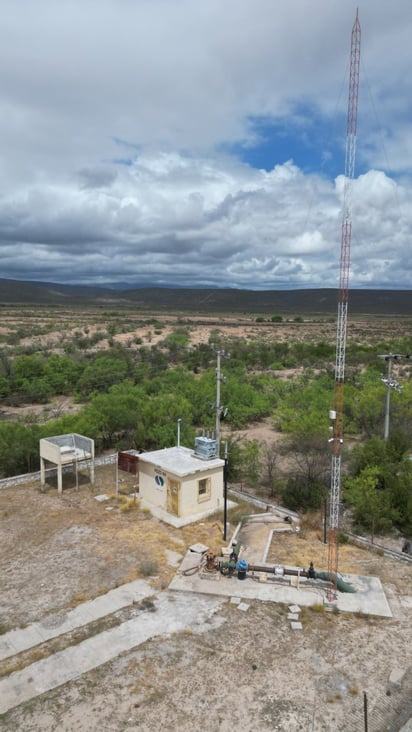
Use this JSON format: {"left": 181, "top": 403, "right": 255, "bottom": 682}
{"left": 12, "top": 354, "right": 45, "bottom": 383}
{"left": 163, "top": 329, "right": 190, "bottom": 357}
{"left": 78, "top": 356, "right": 129, "bottom": 395}
{"left": 79, "top": 381, "right": 146, "bottom": 447}
{"left": 132, "top": 393, "right": 194, "bottom": 451}
{"left": 349, "top": 435, "right": 388, "bottom": 476}
{"left": 238, "top": 440, "right": 261, "bottom": 488}
{"left": 346, "top": 379, "right": 385, "bottom": 437}
{"left": 11, "top": 355, "right": 46, "bottom": 398}
{"left": 346, "top": 430, "right": 412, "bottom": 536}
{"left": 280, "top": 434, "right": 330, "bottom": 511}
{"left": 223, "top": 435, "right": 243, "bottom": 482}
{"left": 21, "top": 377, "right": 52, "bottom": 403}
{"left": 223, "top": 370, "right": 273, "bottom": 428}
{"left": 44, "top": 354, "right": 82, "bottom": 394}
{"left": 0, "top": 422, "right": 40, "bottom": 477}
{"left": 277, "top": 374, "right": 332, "bottom": 436}
{"left": 261, "top": 440, "right": 278, "bottom": 497}
{"left": 386, "top": 459, "right": 412, "bottom": 535}
{"left": 349, "top": 431, "right": 409, "bottom": 477}
{"left": 344, "top": 466, "right": 400, "bottom": 539}
{"left": 0, "top": 375, "right": 10, "bottom": 399}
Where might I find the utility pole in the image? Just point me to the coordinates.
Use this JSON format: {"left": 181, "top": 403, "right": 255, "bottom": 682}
{"left": 327, "top": 10, "right": 361, "bottom": 602}
{"left": 211, "top": 345, "right": 229, "bottom": 456}
{"left": 378, "top": 353, "right": 407, "bottom": 439}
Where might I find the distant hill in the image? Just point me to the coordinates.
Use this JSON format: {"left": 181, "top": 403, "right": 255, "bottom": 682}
{"left": 0, "top": 278, "right": 410, "bottom": 315}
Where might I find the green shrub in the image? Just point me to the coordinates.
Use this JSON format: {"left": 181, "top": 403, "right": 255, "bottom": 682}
{"left": 138, "top": 560, "right": 158, "bottom": 577}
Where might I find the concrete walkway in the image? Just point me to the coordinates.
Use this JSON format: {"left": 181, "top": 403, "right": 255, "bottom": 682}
{"left": 0, "top": 579, "right": 153, "bottom": 661}
{"left": 237, "top": 514, "right": 299, "bottom": 564}
{"left": 0, "top": 591, "right": 224, "bottom": 715}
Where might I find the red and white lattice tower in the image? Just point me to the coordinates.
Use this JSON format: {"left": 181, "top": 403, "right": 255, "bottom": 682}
{"left": 327, "top": 10, "right": 361, "bottom": 601}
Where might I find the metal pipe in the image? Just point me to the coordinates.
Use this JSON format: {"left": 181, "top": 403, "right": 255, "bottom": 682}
{"left": 223, "top": 441, "right": 228, "bottom": 541}
{"left": 247, "top": 563, "right": 310, "bottom": 577}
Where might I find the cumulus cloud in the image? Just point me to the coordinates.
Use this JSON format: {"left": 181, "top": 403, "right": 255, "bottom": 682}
{"left": 0, "top": 151, "right": 410, "bottom": 289}
{"left": 0, "top": 0, "right": 411, "bottom": 288}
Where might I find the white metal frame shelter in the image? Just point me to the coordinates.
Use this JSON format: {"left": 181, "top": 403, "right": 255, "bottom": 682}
{"left": 39, "top": 433, "right": 95, "bottom": 494}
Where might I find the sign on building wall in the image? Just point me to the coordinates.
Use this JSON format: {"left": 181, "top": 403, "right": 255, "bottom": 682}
{"left": 154, "top": 467, "right": 166, "bottom": 489}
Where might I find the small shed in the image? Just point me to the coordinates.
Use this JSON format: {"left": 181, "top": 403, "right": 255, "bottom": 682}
{"left": 138, "top": 444, "right": 224, "bottom": 525}
{"left": 39, "top": 433, "right": 95, "bottom": 494}
{"left": 118, "top": 450, "right": 139, "bottom": 476}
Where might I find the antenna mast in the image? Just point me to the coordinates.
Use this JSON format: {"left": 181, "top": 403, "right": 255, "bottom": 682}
{"left": 327, "top": 10, "right": 361, "bottom": 601}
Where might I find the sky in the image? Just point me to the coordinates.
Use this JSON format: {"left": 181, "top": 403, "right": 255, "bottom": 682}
{"left": 0, "top": 0, "right": 412, "bottom": 291}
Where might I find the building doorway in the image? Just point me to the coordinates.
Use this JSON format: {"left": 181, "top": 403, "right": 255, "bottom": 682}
{"left": 167, "top": 478, "right": 180, "bottom": 516}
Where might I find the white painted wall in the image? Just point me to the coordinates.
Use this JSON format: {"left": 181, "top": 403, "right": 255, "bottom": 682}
{"left": 139, "top": 461, "right": 223, "bottom": 518}
{"left": 139, "top": 461, "right": 167, "bottom": 509}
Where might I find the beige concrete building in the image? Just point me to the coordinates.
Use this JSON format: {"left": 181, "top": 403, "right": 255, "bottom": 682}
{"left": 138, "top": 445, "right": 225, "bottom": 526}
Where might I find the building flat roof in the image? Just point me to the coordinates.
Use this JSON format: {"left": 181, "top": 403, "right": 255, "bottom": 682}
{"left": 138, "top": 446, "right": 224, "bottom": 477}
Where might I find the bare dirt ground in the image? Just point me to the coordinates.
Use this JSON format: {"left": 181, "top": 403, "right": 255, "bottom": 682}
{"left": 1, "top": 468, "right": 411, "bottom": 732}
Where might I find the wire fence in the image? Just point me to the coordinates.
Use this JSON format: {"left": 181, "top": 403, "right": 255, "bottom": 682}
{"left": 0, "top": 453, "right": 117, "bottom": 491}
{"left": 310, "top": 668, "right": 412, "bottom": 731}
{"left": 354, "top": 668, "right": 412, "bottom": 732}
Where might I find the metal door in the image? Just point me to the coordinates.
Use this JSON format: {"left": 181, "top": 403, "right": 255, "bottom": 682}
{"left": 167, "top": 479, "right": 180, "bottom": 516}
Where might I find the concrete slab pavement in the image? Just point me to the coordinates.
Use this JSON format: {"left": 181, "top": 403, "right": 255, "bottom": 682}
{"left": 0, "top": 591, "right": 225, "bottom": 716}
{"left": 0, "top": 579, "right": 153, "bottom": 662}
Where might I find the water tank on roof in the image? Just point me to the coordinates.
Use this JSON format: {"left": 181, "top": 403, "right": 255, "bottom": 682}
{"left": 194, "top": 436, "right": 218, "bottom": 459}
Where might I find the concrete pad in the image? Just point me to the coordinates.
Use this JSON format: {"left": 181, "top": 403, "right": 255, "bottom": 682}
{"left": 237, "top": 603, "right": 250, "bottom": 612}
{"left": 333, "top": 574, "right": 392, "bottom": 617}
{"left": 289, "top": 604, "right": 301, "bottom": 614}
{"left": 0, "top": 592, "right": 224, "bottom": 716}
{"left": 230, "top": 597, "right": 241, "bottom": 604}
{"left": 0, "top": 625, "right": 46, "bottom": 661}
{"left": 189, "top": 543, "right": 209, "bottom": 554}
{"left": 169, "top": 552, "right": 393, "bottom": 617}
{"left": 389, "top": 668, "right": 405, "bottom": 688}
{"left": 165, "top": 549, "right": 183, "bottom": 567}
{"left": 287, "top": 613, "right": 299, "bottom": 621}
{"left": 0, "top": 579, "right": 153, "bottom": 662}
{"left": 290, "top": 621, "right": 303, "bottom": 630}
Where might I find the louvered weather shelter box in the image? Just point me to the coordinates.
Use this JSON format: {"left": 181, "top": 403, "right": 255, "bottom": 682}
{"left": 40, "top": 433, "right": 95, "bottom": 494}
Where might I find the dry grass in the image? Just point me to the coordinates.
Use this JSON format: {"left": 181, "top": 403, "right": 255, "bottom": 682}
{"left": 266, "top": 519, "right": 373, "bottom": 576}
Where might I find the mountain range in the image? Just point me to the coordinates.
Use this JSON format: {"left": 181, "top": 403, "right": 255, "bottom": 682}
{"left": 0, "top": 279, "right": 410, "bottom": 315}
